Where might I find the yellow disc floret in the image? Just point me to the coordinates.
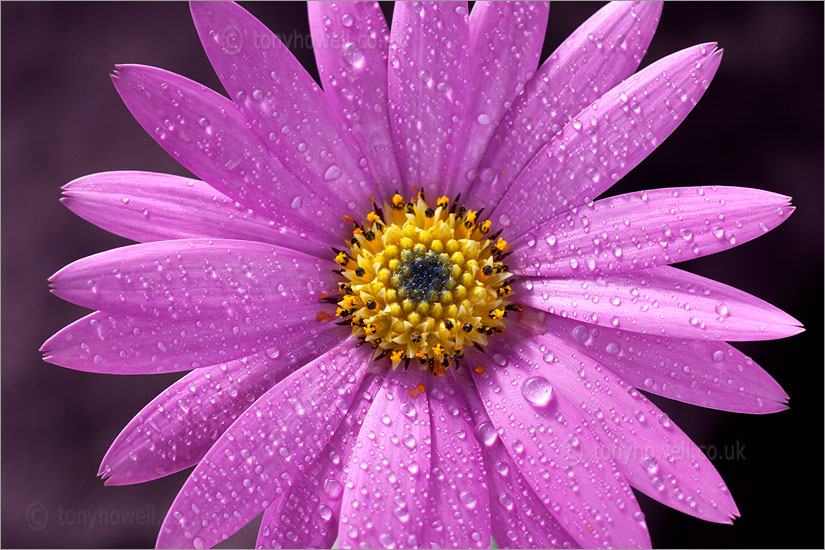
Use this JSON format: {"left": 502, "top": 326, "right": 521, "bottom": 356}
{"left": 329, "top": 193, "right": 516, "bottom": 375}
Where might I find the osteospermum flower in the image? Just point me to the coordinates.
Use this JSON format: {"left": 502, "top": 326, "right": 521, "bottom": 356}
{"left": 42, "top": 1, "right": 802, "bottom": 548}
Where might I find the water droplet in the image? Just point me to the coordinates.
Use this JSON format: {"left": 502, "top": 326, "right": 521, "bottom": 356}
{"left": 342, "top": 42, "right": 365, "bottom": 69}
{"left": 474, "top": 421, "right": 498, "bottom": 446}
{"left": 522, "top": 376, "right": 554, "bottom": 407}
{"left": 399, "top": 401, "right": 417, "bottom": 419}
{"left": 572, "top": 325, "right": 589, "bottom": 343}
{"left": 459, "top": 491, "right": 478, "bottom": 509}
{"left": 323, "top": 478, "right": 343, "bottom": 499}
{"left": 290, "top": 196, "right": 303, "bottom": 210}
{"left": 393, "top": 507, "right": 410, "bottom": 523}
{"left": 323, "top": 164, "right": 342, "bottom": 181}
{"left": 642, "top": 456, "right": 659, "bottom": 475}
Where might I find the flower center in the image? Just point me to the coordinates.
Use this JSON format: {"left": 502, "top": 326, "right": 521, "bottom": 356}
{"left": 331, "top": 193, "right": 517, "bottom": 375}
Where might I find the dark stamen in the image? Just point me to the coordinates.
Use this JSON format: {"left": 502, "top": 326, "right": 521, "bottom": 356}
{"left": 394, "top": 249, "right": 454, "bottom": 303}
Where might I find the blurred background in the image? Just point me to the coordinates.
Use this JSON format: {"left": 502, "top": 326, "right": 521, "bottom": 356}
{"left": 2, "top": 2, "right": 822, "bottom": 548}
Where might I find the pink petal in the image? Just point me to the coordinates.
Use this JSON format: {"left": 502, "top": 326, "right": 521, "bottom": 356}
{"left": 524, "top": 311, "right": 788, "bottom": 414}
{"left": 61, "top": 171, "right": 328, "bottom": 257}
{"left": 445, "top": 1, "right": 549, "bottom": 199}
{"left": 307, "top": 2, "right": 402, "bottom": 194}
{"left": 518, "top": 266, "right": 802, "bottom": 341}
{"left": 256, "top": 372, "right": 384, "bottom": 549}
{"left": 455, "top": 372, "right": 577, "bottom": 549}
{"left": 112, "top": 64, "right": 346, "bottom": 245}
{"left": 490, "top": 42, "right": 722, "bottom": 236}
{"left": 511, "top": 186, "right": 794, "bottom": 277}
{"left": 338, "top": 367, "right": 432, "bottom": 549}
{"left": 41, "top": 310, "right": 345, "bottom": 375}
{"left": 155, "top": 339, "right": 371, "bottom": 549}
{"left": 499, "top": 322, "right": 740, "bottom": 523}
{"left": 462, "top": 353, "right": 651, "bottom": 548}
{"left": 99, "top": 347, "right": 341, "bottom": 486}
{"left": 190, "top": 2, "right": 376, "bottom": 209}
{"left": 388, "top": 1, "right": 469, "bottom": 197}
{"left": 49, "top": 239, "right": 334, "bottom": 319}
{"left": 420, "top": 374, "right": 490, "bottom": 548}
{"left": 469, "top": 1, "right": 662, "bottom": 209}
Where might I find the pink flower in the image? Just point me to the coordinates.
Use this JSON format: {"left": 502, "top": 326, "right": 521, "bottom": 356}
{"left": 42, "top": 2, "right": 801, "bottom": 548}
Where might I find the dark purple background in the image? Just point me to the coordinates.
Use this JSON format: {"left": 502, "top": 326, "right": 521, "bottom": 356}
{"left": 2, "top": 2, "right": 822, "bottom": 548}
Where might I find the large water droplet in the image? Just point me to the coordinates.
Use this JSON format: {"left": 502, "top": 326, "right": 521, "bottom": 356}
{"left": 324, "top": 164, "right": 342, "bottom": 181}
{"left": 342, "top": 42, "right": 366, "bottom": 69}
{"left": 459, "top": 491, "right": 478, "bottom": 509}
{"left": 323, "top": 478, "right": 343, "bottom": 499}
{"left": 522, "top": 376, "right": 554, "bottom": 407}
{"left": 474, "top": 421, "right": 498, "bottom": 446}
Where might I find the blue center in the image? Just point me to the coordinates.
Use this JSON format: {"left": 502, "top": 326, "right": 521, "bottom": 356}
{"left": 394, "top": 250, "right": 454, "bottom": 303}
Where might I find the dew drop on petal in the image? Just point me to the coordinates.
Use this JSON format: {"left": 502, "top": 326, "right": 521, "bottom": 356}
{"left": 521, "top": 376, "right": 554, "bottom": 407}
{"left": 474, "top": 421, "right": 498, "bottom": 446}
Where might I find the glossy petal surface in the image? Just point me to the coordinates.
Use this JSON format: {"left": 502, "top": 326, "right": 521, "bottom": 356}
{"left": 61, "top": 171, "right": 326, "bottom": 256}
{"left": 447, "top": 1, "right": 549, "bottom": 198}
{"left": 456, "top": 372, "right": 577, "bottom": 549}
{"left": 41, "top": 310, "right": 344, "bottom": 375}
{"left": 100, "top": 345, "right": 341, "bottom": 485}
{"left": 388, "top": 1, "right": 469, "bottom": 196}
{"left": 156, "top": 340, "right": 371, "bottom": 549}
{"left": 465, "top": 351, "right": 651, "bottom": 548}
{"left": 512, "top": 186, "right": 793, "bottom": 277}
{"left": 526, "top": 312, "right": 788, "bottom": 413}
{"left": 190, "top": 2, "right": 376, "bottom": 210}
{"left": 256, "top": 373, "right": 383, "bottom": 549}
{"left": 420, "top": 374, "right": 490, "bottom": 548}
{"left": 112, "top": 64, "right": 344, "bottom": 245}
{"left": 470, "top": 1, "right": 662, "bottom": 208}
{"left": 491, "top": 43, "right": 722, "bottom": 236}
{"left": 338, "top": 367, "right": 432, "bottom": 549}
{"left": 307, "top": 2, "right": 401, "bottom": 194}
{"left": 494, "top": 323, "right": 740, "bottom": 523}
{"left": 519, "top": 266, "right": 801, "bottom": 341}
{"left": 49, "top": 239, "right": 333, "bottom": 319}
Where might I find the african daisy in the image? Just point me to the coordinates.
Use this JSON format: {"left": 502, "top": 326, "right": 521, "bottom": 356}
{"left": 42, "top": 1, "right": 802, "bottom": 548}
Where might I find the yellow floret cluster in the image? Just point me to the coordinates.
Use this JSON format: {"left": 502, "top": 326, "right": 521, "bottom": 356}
{"left": 329, "top": 193, "right": 517, "bottom": 375}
